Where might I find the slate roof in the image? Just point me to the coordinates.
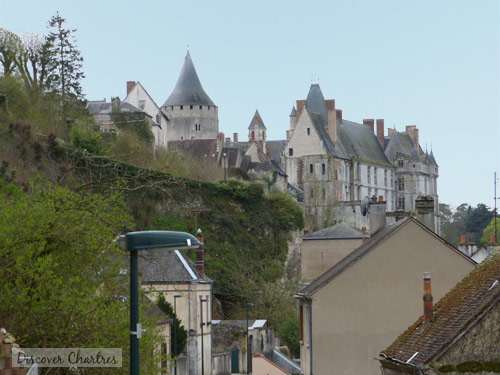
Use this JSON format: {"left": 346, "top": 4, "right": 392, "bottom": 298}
{"left": 296, "top": 218, "right": 473, "bottom": 297}
{"left": 381, "top": 248, "right": 500, "bottom": 366}
{"left": 303, "top": 222, "right": 368, "bottom": 240}
{"left": 163, "top": 51, "right": 215, "bottom": 107}
{"left": 248, "top": 110, "right": 267, "bottom": 130}
{"left": 307, "top": 111, "right": 346, "bottom": 159}
{"left": 290, "top": 106, "right": 297, "bottom": 117}
{"left": 336, "top": 119, "right": 393, "bottom": 167}
{"left": 266, "top": 140, "right": 287, "bottom": 162}
{"left": 306, "top": 84, "right": 328, "bottom": 125}
{"left": 168, "top": 139, "right": 219, "bottom": 161}
{"left": 263, "top": 349, "right": 303, "bottom": 374}
{"left": 139, "top": 249, "right": 212, "bottom": 283}
{"left": 86, "top": 100, "right": 147, "bottom": 116}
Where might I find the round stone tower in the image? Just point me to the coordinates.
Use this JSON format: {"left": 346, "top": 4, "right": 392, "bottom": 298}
{"left": 162, "top": 51, "right": 218, "bottom": 141}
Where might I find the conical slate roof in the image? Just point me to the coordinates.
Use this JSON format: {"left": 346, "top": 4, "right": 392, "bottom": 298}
{"left": 289, "top": 106, "right": 297, "bottom": 117}
{"left": 248, "top": 110, "right": 266, "bottom": 129}
{"left": 306, "top": 84, "right": 328, "bottom": 125}
{"left": 163, "top": 51, "right": 215, "bottom": 107}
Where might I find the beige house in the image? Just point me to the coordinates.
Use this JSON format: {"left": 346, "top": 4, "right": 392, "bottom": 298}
{"left": 139, "top": 246, "right": 213, "bottom": 375}
{"left": 295, "top": 217, "right": 475, "bottom": 375}
{"left": 379, "top": 248, "right": 500, "bottom": 374}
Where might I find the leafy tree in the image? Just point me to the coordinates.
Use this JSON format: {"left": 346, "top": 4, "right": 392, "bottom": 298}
{"left": 465, "top": 203, "right": 493, "bottom": 243}
{"left": 0, "top": 180, "right": 162, "bottom": 374}
{"left": 277, "top": 315, "right": 300, "bottom": 358}
{"left": 157, "top": 294, "right": 187, "bottom": 356}
{"left": 43, "top": 12, "right": 84, "bottom": 111}
{"left": 481, "top": 216, "right": 499, "bottom": 246}
{"left": 0, "top": 28, "right": 23, "bottom": 76}
{"left": 71, "top": 122, "right": 105, "bottom": 154}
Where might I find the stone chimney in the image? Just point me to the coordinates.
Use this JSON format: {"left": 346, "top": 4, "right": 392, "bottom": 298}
{"left": 388, "top": 128, "right": 394, "bottom": 137}
{"left": 196, "top": 229, "right": 205, "bottom": 277}
{"left": 326, "top": 100, "right": 337, "bottom": 147}
{"left": 423, "top": 272, "right": 433, "bottom": 326}
{"left": 376, "top": 119, "right": 384, "bottom": 148}
{"left": 363, "top": 119, "right": 375, "bottom": 132}
{"left": 296, "top": 100, "right": 306, "bottom": 120}
{"left": 111, "top": 97, "right": 120, "bottom": 112}
{"left": 415, "top": 196, "right": 435, "bottom": 231}
{"left": 233, "top": 133, "right": 239, "bottom": 143}
{"left": 369, "top": 199, "right": 386, "bottom": 236}
{"left": 336, "top": 109, "right": 343, "bottom": 124}
{"left": 127, "top": 81, "right": 136, "bottom": 95}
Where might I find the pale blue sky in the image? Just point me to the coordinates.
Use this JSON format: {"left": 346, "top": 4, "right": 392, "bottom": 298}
{"left": 2, "top": 0, "right": 499, "bottom": 210}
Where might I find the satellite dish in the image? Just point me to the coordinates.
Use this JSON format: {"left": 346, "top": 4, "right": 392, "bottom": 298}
{"left": 361, "top": 196, "right": 370, "bottom": 216}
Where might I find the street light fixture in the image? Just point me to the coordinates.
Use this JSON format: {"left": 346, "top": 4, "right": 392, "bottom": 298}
{"left": 120, "top": 231, "right": 201, "bottom": 375}
{"left": 245, "top": 302, "right": 254, "bottom": 374}
{"left": 173, "top": 295, "right": 182, "bottom": 375}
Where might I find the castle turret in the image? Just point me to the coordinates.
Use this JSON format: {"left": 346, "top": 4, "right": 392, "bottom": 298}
{"left": 248, "top": 110, "right": 266, "bottom": 142}
{"left": 162, "top": 51, "right": 218, "bottom": 141}
{"left": 289, "top": 106, "right": 297, "bottom": 130}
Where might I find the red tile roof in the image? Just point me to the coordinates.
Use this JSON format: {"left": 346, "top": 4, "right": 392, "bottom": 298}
{"left": 381, "top": 248, "right": 500, "bottom": 365}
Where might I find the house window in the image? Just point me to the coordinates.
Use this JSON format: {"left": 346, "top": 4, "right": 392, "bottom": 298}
{"left": 398, "top": 197, "right": 405, "bottom": 210}
{"left": 356, "top": 163, "right": 361, "bottom": 179}
{"left": 310, "top": 164, "right": 314, "bottom": 173}
{"left": 171, "top": 106, "right": 174, "bottom": 110}
{"left": 391, "top": 172, "right": 394, "bottom": 187}
{"left": 374, "top": 168, "right": 377, "bottom": 184}
{"left": 208, "top": 106, "right": 211, "bottom": 110}
{"left": 384, "top": 169, "right": 387, "bottom": 186}
{"left": 180, "top": 105, "right": 183, "bottom": 110}
{"left": 398, "top": 177, "right": 404, "bottom": 191}
{"left": 190, "top": 105, "right": 193, "bottom": 109}
{"left": 299, "top": 304, "right": 304, "bottom": 341}
{"left": 367, "top": 166, "right": 371, "bottom": 184}
{"left": 307, "top": 128, "right": 311, "bottom": 135}
{"left": 195, "top": 124, "right": 201, "bottom": 131}
{"left": 251, "top": 131, "right": 255, "bottom": 139}
{"left": 398, "top": 159, "right": 404, "bottom": 167}
{"left": 199, "top": 105, "right": 202, "bottom": 109}
{"left": 322, "top": 163, "right": 326, "bottom": 175}
{"left": 289, "top": 148, "right": 293, "bottom": 156}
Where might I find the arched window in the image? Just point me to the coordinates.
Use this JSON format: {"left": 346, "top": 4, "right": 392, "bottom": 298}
{"left": 251, "top": 131, "right": 255, "bottom": 140}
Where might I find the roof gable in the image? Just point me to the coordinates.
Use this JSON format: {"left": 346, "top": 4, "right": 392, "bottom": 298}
{"left": 248, "top": 110, "right": 267, "bottom": 130}
{"left": 297, "top": 217, "right": 474, "bottom": 297}
{"left": 382, "top": 248, "right": 500, "bottom": 365}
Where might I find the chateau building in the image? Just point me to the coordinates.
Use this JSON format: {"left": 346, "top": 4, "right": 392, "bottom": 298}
{"left": 284, "top": 83, "right": 439, "bottom": 231}
{"left": 161, "top": 51, "right": 219, "bottom": 143}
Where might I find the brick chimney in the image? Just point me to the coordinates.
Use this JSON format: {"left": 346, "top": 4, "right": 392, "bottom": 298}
{"left": 460, "top": 234, "right": 466, "bottom": 244}
{"left": 388, "top": 128, "right": 394, "bottom": 137}
{"left": 266, "top": 145, "right": 271, "bottom": 158}
{"left": 406, "top": 125, "right": 420, "bottom": 155}
{"left": 336, "top": 109, "right": 343, "bottom": 124}
{"left": 111, "top": 97, "right": 120, "bottom": 112}
{"left": 363, "top": 119, "right": 375, "bottom": 132}
{"left": 233, "top": 133, "right": 239, "bottom": 143}
{"left": 423, "top": 272, "right": 433, "bottom": 325}
{"left": 127, "top": 81, "right": 136, "bottom": 95}
{"left": 326, "top": 100, "right": 337, "bottom": 146}
{"left": 196, "top": 229, "right": 205, "bottom": 277}
{"left": 376, "top": 119, "right": 384, "bottom": 148}
{"left": 296, "top": 99, "right": 306, "bottom": 120}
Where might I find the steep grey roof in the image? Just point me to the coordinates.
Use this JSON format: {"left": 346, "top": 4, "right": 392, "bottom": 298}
{"left": 248, "top": 110, "right": 267, "bottom": 130}
{"left": 290, "top": 106, "right": 297, "bottom": 117}
{"left": 429, "top": 150, "right": 438, "bottom": 166}
{"left": 306, "top": 84, "right": 328, "bottom": 125}
{"left": 336, "top": 119, "right": 393, "bottom": 167}
{"left": 304, "top": 222, "right": 368, "bottom": 240}
{"left": 163, "top": 51, "right": 215, "bottom": 107}
{"left": 266, "top": 140, "right": 287, "bottom": 161}
{"left": 269, "top": 159, "right": 287, "bottom": 177}
{"left": 296, "top": 217, "right": 474, "bottom": 297}
{"left": 86, "top": 100, "right": 148, "bottom": 116}
{"left": 139, "top": 248, "right": 212, "bottom": 283}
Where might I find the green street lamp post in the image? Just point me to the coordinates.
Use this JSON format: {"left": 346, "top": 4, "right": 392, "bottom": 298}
{"left": 245, "top": 302, "right": 254, "bottom": 374}
{"left": 173, "top": 294, "right": 182, "bottom": 375}
{"left": 120, "top": 231, "right": 201, "bottom": 375}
